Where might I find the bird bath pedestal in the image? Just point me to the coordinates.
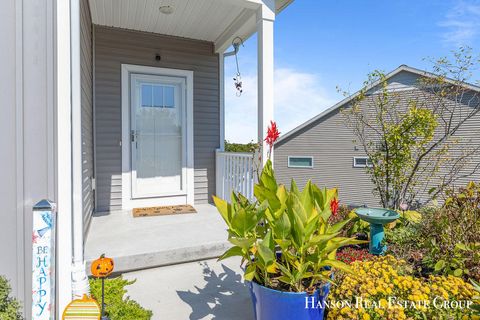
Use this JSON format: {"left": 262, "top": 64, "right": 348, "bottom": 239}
{"left": 353, "top": 208, "right": 400, "bottom": 255}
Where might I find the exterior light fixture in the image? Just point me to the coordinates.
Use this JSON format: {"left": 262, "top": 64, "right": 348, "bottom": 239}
{"left": 159, "top": 5, "right": 174, "bottom": 14}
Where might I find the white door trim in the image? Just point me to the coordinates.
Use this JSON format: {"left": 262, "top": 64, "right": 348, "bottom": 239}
{"left": 121, "top": 64, "right": 194, "bottom": 210}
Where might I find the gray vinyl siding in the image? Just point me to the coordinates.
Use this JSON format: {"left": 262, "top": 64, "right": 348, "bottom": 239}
{"left": 81, "top": 0, "right": 94, "bottom": 231}
{"left": 275, "top": 71, "right": 480, "bottom": 207}
{"left": 0, "top": 0, "right": 56, "bottom": 315}
{"left": 275, "top": 106, "right": 379, "bottom": 207}
{"left": 94, "top": 26, "right": 220, "bottom": 212}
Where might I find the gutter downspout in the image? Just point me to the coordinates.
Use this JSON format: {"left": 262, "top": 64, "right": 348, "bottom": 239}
{"left": 70, "top": 0, "right": 90, "bottom": 298}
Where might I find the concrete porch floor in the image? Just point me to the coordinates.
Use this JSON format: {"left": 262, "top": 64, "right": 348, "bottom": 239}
{"left": 85, "top": 204, "right": 231, "bottom": 273}
{"left": 123, "top": 257, "right": 253, "bottom": 320}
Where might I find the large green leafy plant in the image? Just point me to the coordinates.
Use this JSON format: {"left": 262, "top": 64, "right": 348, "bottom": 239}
{"left": 214, "top": 160, "right": 364, "bottom": 292}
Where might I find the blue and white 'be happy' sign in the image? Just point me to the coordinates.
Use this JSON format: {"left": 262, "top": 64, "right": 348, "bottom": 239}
{"left": 32, "top": 200, "right": 56, "bottom": 320}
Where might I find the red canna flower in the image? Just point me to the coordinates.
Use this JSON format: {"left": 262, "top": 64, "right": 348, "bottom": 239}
{"left": 330, "top": 198, "right": 339, "bottom": 216}
{"left": 264, "top": 121, "right": 280, "bottom": 159}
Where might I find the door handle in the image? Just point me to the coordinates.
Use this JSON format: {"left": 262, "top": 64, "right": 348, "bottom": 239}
{"left": 131, "top": 130, "right": 138, "bottom": 149}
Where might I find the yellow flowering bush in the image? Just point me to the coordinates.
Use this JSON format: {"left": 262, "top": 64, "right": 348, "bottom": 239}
{"left": 327, "top": 255, "right": 478, "bottom": 320}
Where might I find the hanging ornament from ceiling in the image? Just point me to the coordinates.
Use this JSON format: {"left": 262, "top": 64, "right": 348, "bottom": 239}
{"left": 232, "top": 37, "right": 244, "bottom": 97}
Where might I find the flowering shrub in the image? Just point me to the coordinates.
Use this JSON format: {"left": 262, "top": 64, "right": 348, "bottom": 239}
{"left": 336, "top": 248, "right": 374, "bottom": 265}
{"left": 327, "top": 256, "right": 477, "bottom": 319}
{"left": 387, "top": 182, "right": 480, "bottom": 280}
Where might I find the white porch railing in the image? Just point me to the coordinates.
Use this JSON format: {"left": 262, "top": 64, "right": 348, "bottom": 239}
{"left": 216, "top": 150, "right": 257, "bottom": 202}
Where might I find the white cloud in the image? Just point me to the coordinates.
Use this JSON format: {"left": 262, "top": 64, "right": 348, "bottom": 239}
{"left": 440, "top": 0, "right": 480, "bottom": 46}
{"left": 224, "top": 68, "right": 336, "bottom": 143}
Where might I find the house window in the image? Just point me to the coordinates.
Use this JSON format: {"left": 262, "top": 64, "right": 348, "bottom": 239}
{"left": 353, "top": 157, "right": 373, "bottom": 168}
{"left": 141, "top": 84, "right": 175, "bottom": 108}
{"left": 288, "top": 156, "right": 314, "bottom": 168}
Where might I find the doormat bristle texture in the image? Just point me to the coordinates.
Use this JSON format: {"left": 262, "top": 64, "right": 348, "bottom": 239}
{"left": 132, "top": 205, "right": 197, "bottom": 217}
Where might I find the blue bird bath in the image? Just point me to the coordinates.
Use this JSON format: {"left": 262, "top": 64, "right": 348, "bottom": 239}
{"left": 354, "top": 207, "right": 400, "bottom": 255}
{"left": 247, "top": 280, "right": 331, "bottom": 320}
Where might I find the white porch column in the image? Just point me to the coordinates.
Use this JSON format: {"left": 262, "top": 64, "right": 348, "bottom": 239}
{"left": 257, "top": 2, "right": 275, "bottom": 165}
{"left": 70, "top": 0, "right": 90, "bottom": 299}
{"left": 219, "top": 51, "right": 225, "bottom": 151}
{"left": 55, "top": 0, "right": 73, "bottom": 313}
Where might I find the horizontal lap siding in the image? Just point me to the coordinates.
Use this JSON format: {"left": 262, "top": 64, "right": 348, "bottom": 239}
{"left": 94, "top": 26, "right": 219, "bottom": 212}
{"left": 275, "top": 108, "right": 379, "bottom": 207}
{"left": 81, "top": 0, "right": 94, "bottom": 231}
{"left": 275, "top": 72, "right": 480, "bottom": 207}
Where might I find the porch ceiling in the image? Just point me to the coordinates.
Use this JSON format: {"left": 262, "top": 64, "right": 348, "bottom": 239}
{"left": 88, "top": 0, "right": 293, "bottom": 51}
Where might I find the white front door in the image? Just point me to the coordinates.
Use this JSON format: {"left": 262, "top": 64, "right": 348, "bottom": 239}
{"left": 130, "top": 74, "right": 187, "bottom": 199}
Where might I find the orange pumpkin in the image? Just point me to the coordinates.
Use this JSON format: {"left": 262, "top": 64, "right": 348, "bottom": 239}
{"left": 91, "top": 254, "right": 114, "bottom": 278}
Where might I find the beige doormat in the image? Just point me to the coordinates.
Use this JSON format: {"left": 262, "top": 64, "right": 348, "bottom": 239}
{"left": 132, "top": 204, "right": 197, "bottom": 218}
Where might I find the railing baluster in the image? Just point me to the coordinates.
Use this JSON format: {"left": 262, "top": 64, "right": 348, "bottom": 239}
{"left": 222, "top": 154, "right": 227, "bottom": 200}
{"left": 228, "top": 155, "right": 232, "bottom": 199}
{"left": 234, "top": 156, "right": 239, "bottom": 194}
{"left": 243, "top": 156, "right": 248, "bottom": 197}
{"left": 215, "top": 151, "right": 256, "bottom": 202}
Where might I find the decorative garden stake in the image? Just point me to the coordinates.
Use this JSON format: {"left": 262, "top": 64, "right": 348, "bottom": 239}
{"left": 62, "top": 294, "right": 101, "bottom": 320}
{"left": 32, "top": 200, "right": 56, "bottom": 320}
{"left": 91, "top": 254, "right": 114, "bottom": 320}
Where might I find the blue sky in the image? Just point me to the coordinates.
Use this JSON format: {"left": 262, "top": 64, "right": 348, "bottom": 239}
{"left": 224, "top": 0, "right": 480, "bottom": 143}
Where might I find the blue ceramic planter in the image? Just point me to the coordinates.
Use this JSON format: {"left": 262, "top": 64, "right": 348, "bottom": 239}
{"left": 247, "top": 280, "right": 331, "bottom": 320}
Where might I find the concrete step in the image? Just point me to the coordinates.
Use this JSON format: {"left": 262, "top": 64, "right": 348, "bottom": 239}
{"left": 85, "top": 204, "right": 231, "bottom": 274}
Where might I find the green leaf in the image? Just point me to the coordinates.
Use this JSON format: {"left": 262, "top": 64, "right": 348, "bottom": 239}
{"left": 300, "top": 180, "right": 315, "bottom": 218}
{"left": 244, "top": 264, "right": 256, "bottom": 281}
{"left": 277, "top": 275, "right": 293, "bottom": 285}
{"left": 304, "top": 217, "right": 319, "bottom": 239}
{"left": 320, "top": 259, "right": 352, "bottom": 274}
{"left": 309, "top": 233, "right": 340, "bottom": 246}
{"left": 263, "top": 229, "right": 274, "bottom": 251}
{"left": 228, "top": 237, "right": 255, "bottom": 250}
{"left": 213, "top": 196, "right": 231, "bottom": 227}
{"left": 287, "top": 192, "right": 307, "bottom": 225}
{"left": 218, "top": 246, "right": 244, "bottom": 261}
{"left": 231, "top": 208, "right": 259, "bottom": 236}
{"left": 254, "top": 184, "right": 281, "bottom": 212}
{"left": 257, "top": 240, "right": 275, "bottom": 266}
{"left": 328, "top": 219, "right": 352, "bottom": 234}
{"left": 274, "top": 239, "right": 291, "bottom": 250}
{"left": 276, "top": 185, "right": 288, "bottom": 205}
{"left": 323, "top": 237, "right": 367, "bottom": 253}
{"left": 455, "top": 243, "right": 469, "bottom": 251}
{"left": 453, "top": 268, "right": 463, "bottom": 277}
{"left": 272, "top": 211, "right": 291, "bottom": 239}
{"left": 400, "top": 210, "right": 422, "bottom": 224}
{"left": 311, "top": 183, "right": 325, "bottom": 208}
{"left": 434, "top": 260, "right": 446, "bottom": 271}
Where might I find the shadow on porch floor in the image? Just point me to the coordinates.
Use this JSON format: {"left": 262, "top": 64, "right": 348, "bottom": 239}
{"left": 84, "top": 204, "right": 231, "bottom": 274}
{"left": 123, "top": 257, "right": 253, "bottom": 320}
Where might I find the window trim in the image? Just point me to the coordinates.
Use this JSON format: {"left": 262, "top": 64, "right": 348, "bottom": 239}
{"left": 287, "top": 156, "right": 314, "bottom": 168}
{"left": 353, "top": 156, "right": 373, "bottom": 168}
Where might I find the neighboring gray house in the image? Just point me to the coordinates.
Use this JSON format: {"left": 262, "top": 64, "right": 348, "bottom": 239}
{"left": 274, "top": 65, "right": 480, "bottom": 207}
